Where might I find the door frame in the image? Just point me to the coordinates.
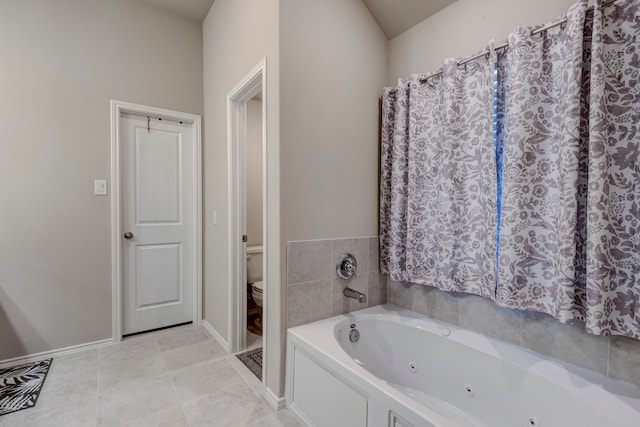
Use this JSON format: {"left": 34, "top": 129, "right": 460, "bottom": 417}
{"left": 110, "top": 100, "right": 202, "bottom": 342}
{"left": 227, "top": 59, "right": 267, "bottom": 356}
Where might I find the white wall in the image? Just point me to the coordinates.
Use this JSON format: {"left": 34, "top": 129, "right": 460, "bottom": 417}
{"left": 202, "top": 0, "right": 281, "bottom": 394}
{"left": 0, "top": 0, "right": 203, "bottom": 360}
{"left": 246, "top": 99, "right": 263, "bottom": 248}
{"left": 389, "top": 0, "right": 579, "bottom": 84}
{"left": 280, "top": 0, "right": 387, "bottom": 244}
{"left": 279, "top": 0, "right": 388, "bottom": 393}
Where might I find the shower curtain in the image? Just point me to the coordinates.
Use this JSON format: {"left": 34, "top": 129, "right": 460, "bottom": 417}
{"left": 495, "top": 0, "right": 589, "bottom": 319}
{"left": 581, "top": 0, "right": 640, "bottom": 337}
{"left": 380, "top": 81, "right": 410, "bottom": 282}
{"left": 380, "top": 0, "right": 640, "bottom": 339}
{"left": 381, "top": 53, "right": 497, "bottom": 298}
{"left": 497, "top": 0, "right": 640, "bottom": 338}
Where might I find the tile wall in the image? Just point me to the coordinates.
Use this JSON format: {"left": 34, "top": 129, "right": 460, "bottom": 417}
{"left": 286, "top": 237, "right": 386, "bottom": 328}
{"left": 387, "top": 280, "right": 640, "bottom": 386}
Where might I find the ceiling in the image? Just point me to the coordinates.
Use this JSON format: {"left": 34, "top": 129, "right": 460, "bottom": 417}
{"left": 140, "top": 0, "right": 215, "bottom": 22}
{"left": 140, "top": 0, "right": 458, "bottom": 40}
{"left": 362, "top": 0, "right": 458, "bottom": 39}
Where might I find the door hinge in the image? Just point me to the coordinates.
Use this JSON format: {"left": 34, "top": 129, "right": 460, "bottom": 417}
{"left": 242, "top": 234, "right": 247, "bottom": 243}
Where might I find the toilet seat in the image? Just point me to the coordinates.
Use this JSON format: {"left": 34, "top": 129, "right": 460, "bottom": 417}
{"left": 253, "top": 280, "right": 264, "bottom": 293}
{"left": 252, "top": 281, "right": 264, "bottom": 309}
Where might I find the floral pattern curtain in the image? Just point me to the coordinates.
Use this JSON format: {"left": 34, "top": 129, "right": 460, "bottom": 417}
{"left": 582, "top": 0, "right": 640, "bottom": 338}
{"left": 495, "top": 0, "right": 589, "bottom": 320}
{"left": 380, "top": 54, "right": 497, "bottom": 298}
{"left": 380, "top": 82, "right": 410, "bottom": 281}
{"left": 496, "top": 0, "right": 640, "bottom": 338}
{"left": 380, "top": 0, "right": 640, "bottom": 339}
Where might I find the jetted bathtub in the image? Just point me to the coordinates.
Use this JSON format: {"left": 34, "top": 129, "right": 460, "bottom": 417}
{"left": 285, "top": 304, "right": 640, "bottom": 427}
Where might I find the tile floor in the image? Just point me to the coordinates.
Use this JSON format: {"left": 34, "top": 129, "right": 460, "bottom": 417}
{"left": 245, "top": 331, "right": 262, "bottom": 351}
{"left": 0, "top": 325, "right": 301, "bottom": 427}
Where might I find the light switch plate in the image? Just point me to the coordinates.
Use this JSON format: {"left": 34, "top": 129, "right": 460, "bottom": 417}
{"left": 94, "top": 180, "right": 107, "bottom": 196}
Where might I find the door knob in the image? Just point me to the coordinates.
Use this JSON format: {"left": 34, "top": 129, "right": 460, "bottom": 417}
{"left": 123, "top": 232, "right": 134, "bottom": 240}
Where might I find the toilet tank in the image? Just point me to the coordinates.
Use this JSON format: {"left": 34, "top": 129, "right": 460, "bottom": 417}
{"left": 246, "top": 246, "right": 263, "bottom": 283}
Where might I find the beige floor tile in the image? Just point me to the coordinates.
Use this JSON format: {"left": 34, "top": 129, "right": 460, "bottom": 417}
{"left": 44, "top": 349, "right": 99, "bottom": 387}
{"left": 0, "top": 325, "right": 271, "bottom": 426}
{"left": 162, "top": 339, "right": 227, "bottom": 371}
{"left": 246, "top": 332, "right": 263, "bottom": 350}
{"left": 247, "top": 410, "right": 304, "bottom": 427}
{"left": 36, "top": 377, "right": 98, "bottom": 412}
{"left": 2, "top": 398, "right": 97, "bottom": 427}
{"left": 123, "top": 406, "right": 189, "bottom": 427}
{"left": 182, "top": 382, "right": 273, "bottom": 427}
{"left": 171, "top": 358, "right": 243, "bottom": 404}
{"left": 155, "top": 326, "right": 210, "bottom": 352}
{"left": 97, "top": 375, "right": 178, "bottom": 426}
{"left": 98, "top": 335, "right": 159, "bottom": 367}
{"left": 98, "top": 352, "right": 168, "bottom": 394}
{"left": 251, "top": 382, "right": 264, "bottom": 397}
{"left": 227, "top": 354, "right": 262, "bottom": 390}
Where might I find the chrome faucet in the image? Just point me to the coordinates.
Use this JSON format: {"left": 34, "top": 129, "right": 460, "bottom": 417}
{"left": 337, "top": 254, "right": 366, "bottom": 303}
{"left": 343, "top": 287, "right": 367, "bottom": 304}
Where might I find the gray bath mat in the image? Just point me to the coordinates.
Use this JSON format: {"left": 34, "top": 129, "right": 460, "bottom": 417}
{"left": 235, "top": 347, "right": 262, "bottom": 382}
{"left": 0, "top": 358, "right": 52, "bottom": 416}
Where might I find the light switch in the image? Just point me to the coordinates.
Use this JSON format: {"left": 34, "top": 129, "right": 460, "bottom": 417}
{"left": 213, "top": 210, "right": 218, "bottom": 225}
{"left": 94, "top": 180, "right": 107, "bottom": 196}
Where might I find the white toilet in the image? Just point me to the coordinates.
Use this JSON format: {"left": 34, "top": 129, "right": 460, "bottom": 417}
{"left": 252, "top": 280, "right": 264, "bottom": 309}
{"left": 247, "top": 246, "right": 264, "bottom": 330}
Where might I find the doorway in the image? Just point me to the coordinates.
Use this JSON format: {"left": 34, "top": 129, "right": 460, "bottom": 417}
{"left": 244, "top": 94, "right": 264, "bottom": 347}
{"left": 110, "top": 100, "right": 202, "bottom": 341}
{"left": 227, "top": 60, "right": 267, "bottom": 380}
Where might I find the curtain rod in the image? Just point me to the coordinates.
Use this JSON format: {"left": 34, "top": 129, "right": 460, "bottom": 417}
{"left": 530, "top": 0, "right": 616, "bottom": 36}
{"left": 416, "top": 0, "right": 617, "bottom": 84}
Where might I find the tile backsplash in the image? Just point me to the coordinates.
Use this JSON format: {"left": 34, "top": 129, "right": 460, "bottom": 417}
{"left": 286, "top": 237, "right": 386, "bottom": 328}
{"left": 387, "top": 280, "right": 640, "bottom": 386}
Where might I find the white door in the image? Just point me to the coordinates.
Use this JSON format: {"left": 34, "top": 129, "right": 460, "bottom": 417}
{"left": 121, "top": 113, "right": 194, "bottom": 335}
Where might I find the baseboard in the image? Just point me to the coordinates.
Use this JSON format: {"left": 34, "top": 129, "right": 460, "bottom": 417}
{"left": 201, "top": 319, "right": 230, "bottom": 353}
{"left": 263, "top": 386, "right": 286, "bottom": 411}
{"left": 0, "top": 338, "right": 113, "bottom": 369}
